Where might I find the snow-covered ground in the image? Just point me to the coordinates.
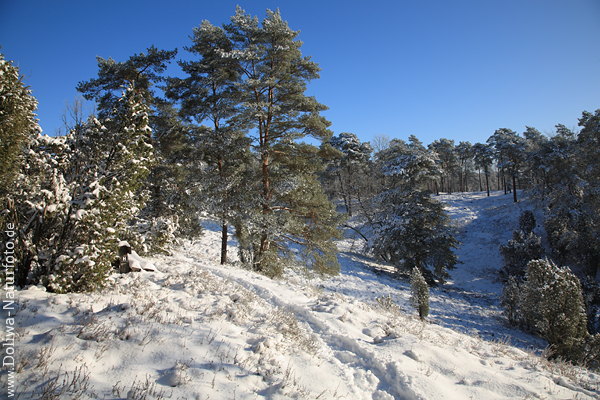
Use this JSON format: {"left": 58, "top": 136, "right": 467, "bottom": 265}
{"left": 5, "top": 191, "right": 600, "bottom": 399}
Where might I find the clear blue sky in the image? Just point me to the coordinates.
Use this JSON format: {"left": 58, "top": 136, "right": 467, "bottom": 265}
{"left": 1, "top": 0, "right": 599, "bottom": 145}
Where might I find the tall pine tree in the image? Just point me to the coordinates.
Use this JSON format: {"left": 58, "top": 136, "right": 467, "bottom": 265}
{"left": 221, "top": 8, "right": 340, "bottom": 275}
{"left": 167, "top": 20, "right": 252, "bottom": 264}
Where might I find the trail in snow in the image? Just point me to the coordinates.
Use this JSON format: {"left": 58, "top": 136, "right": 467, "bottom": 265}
{"left": 434, "top": 191, "right": 546, "bottom": 348}
{"left": 441, "top": 191, "right": 530, "bottom": 295}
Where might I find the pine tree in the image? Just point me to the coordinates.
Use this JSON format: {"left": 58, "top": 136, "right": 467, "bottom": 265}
{"left": 77, "top": 47, "right": 176, "bottom": 253}
{"left": 221, "top": 8, "right": 341, "bottom": 275}
{"left": 76, "top": 46, "right": 176, "bottom": 120}
{"left": 376, "top": 138, "right": 440, "bottom": 190}
{"left": 143, "top": 100, "right": 200, "bottom": 249}
{"left": 522, "top": 126, "right": 547, "bottom": 191}
{"left": 487, "top": 128, "right": 526, "bottom": 202}
{"left": 410, "top": 267, "right": 430, "bottom": 320}
{"left": 6, "top": 48, "right": 168, "bottom": 292}
{"left": 428, "top": 138, "right": 458, "bottom": 194}
{"left": 576, "top": 110, "right": 600, "bottom": 279}
{"left": 455, "top": 141, "right": 473, "bottom": 192}
{"left": 472, "top": 143, "right": 494, "bottom": 196}
{"left": 167, "top": 20, "right": 251, "bottom": 264}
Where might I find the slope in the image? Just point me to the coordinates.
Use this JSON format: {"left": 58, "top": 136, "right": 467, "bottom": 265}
{"left": 5, "top": 192, "right": 600, "bottom": 399}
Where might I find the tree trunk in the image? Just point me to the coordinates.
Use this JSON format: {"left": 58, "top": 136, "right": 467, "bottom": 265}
{"left": 356, "top": 189, "right": 374, "bottom": 225}
{"left": 512, "top": 174, "right": 518, "bottom": 202}
{"left": 336, "top": 171, "right": 351, "bottom": 216}
{"left": 478, "top": 168, "right": 482, "bottom": 192}
{"left": 216, "top": 156, "right": 229, "bottom": 265}
{"left": 497, "top": 167, "right": 501, "bottom": 192}
{"left": 259, "top": 150, "right": 271, "bottom": 265}
{"left": 257, "top": 109, "right": 272, "bottom": 270}
{"left": 220, "top": 220, "right": 228, "bottom": 264}
{"left": 346, "top": 166, "right": 354, "bottom": 217}
{"left": 485, "top": 170, "right": 490, "bottom": 197}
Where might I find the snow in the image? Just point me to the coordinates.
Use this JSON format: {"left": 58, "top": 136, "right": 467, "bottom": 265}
{"left": 127, "top": 250, "right": 157, "bottom": 272}
{"left": 7, "top": 191, "right": 600, "bottom": 399}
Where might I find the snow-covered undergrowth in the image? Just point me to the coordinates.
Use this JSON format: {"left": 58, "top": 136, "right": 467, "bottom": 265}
{"left": 5, "top": 192, "right": 600, "bottom": 399}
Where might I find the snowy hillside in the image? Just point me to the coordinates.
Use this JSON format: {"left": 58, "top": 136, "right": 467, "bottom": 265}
{"left": 7, "top": 192, "right": 600, "bottom": 399}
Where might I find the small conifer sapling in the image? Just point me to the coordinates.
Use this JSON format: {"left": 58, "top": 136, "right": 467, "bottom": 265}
{"left": 411, "top": 267, "right": 430, "bottom": 320}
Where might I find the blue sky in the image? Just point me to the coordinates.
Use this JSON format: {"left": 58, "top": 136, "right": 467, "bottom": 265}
{"left": 1, "top": 0, "right": 599, "bottom": 145}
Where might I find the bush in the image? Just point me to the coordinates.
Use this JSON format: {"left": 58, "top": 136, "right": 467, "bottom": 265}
{"left": 521, "top": 259, "right": 588, "bottom": 360}
{"left": 501, "top": 275, "right": 521, "bottom": 326}
{"left": 580, "top": 334, "right": 600, "bottom": 370}
{"left": 519, "top": 210, "right": 536, "bottom": 234}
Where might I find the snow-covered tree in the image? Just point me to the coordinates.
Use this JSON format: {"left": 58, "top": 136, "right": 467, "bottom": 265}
{"left": 144, "top": 100, "right": 201, "bottom": 248}
{"left": 500, "top": 211, "right": 543, "bottom": 279}
{"left": 521, "top": 259, "right": 588, "bottom": 360}
{"left": 77, "top": 46, "right": 176, "bottom": 120}
{"left": 0, "top": 53, "right": 41, "bottom": 208}
{"left": 410, "top": 266, "right": 430, "bottom": 320}
{"left": 368, "top": 140, "right": 456, "bottom": 283}
{"left": 519, "top": 210, "right": 536, "bottom": 234}
{"left": 78, "top": 47, "right": 181, "bottom": 254}
{"left": 528, "top": 125, "right": 575, "bottom": 198}
{"left": 376, "top": 138, "right": 440, "bottom": 191}
{"left": 327, "top": 132, "right": 372, "bottom": 216}
{"left": 10, "top": 134, "right": 72, "bottom": 287}
{"left": 575, "top": 110, "right": 600, "bottom": 279}
{"left": 6, "top": 46, "right": 165, "bottom": 292}
{"left": 11, "top": 86, "right": 157, "bottom": 293}
{"left": 500, "top": 231, "right": 544, "bottom": 279}
{"left": 522, "top": 126, "right": 547, "bottom": 190}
